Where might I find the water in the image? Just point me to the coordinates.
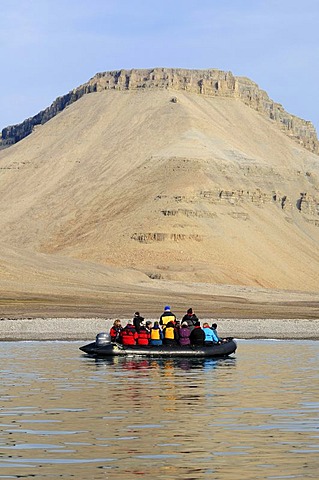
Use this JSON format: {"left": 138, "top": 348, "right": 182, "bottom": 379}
{"left": 0, "top": 340, "right": 318, "bottom": 479}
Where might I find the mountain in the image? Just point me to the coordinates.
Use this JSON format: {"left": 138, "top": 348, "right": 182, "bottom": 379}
{"left": 0, "top": 68, "right": 319, "bottom": 317}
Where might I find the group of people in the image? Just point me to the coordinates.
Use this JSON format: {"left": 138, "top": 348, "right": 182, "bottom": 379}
{"left": 109, "top": 305, "right": 224, "bottom": 347}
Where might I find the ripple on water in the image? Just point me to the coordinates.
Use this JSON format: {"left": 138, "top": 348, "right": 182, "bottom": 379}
{"left": 0, "top": 340, "right": 318, "bottom": 479}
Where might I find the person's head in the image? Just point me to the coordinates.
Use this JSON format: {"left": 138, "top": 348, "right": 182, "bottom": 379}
{"left": 211, "top": 323, "right": 217, "bottom": 329}
{"left": 134, "top": 312, "right": 140, "bottom": 317}
{"left": 164, "top": 305, "right": 171, "bottom": 312}
{"left": 166, "top": 321, "right": 174, "bottom": 328}
{"left": 146, "top": 321, "right": 152, "bottom": 327}
{"left": 194, "top": 321, "right": 201, "bottom": 327}
{"left": 113, "top": 319, "right": 122, "bottom": 326}
{"left": 181, "top": 321, "right": 188, "bottom": 327}
{"left": 203, "top": 322, "right": 209, "bottom": 328}
{"left": 153, "top": 321, "right": 160, "bottom": 329}
{"left": 187, "top": 308, "right": 193, "bottom": 315}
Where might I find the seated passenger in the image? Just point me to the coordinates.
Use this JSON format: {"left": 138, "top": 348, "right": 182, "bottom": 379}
{"left": 211, "top": 322, "right": 225, "bottom": 342}
{"left": 150, "top": 321, "right": 163, "bottom": 346}
{"left": 109, "top": 319, "right": 123, "bottom": 342}
{"left": 174, "top": 320, "right": 181, "bottom": 336}
{"left": 136, "top": 322, "right": 151, "bottom": 345}
{"left": 178, "top": 321, "right": 191, "bottom": 346}
{"left": 163, "top": 321, "right": 177, "bottom": 346}
{"left": 189, "top": 321, "right": 205, "bottom": 346}
{"left": 120, "top": 321, "right": 138, "bottom": 346}
{"left": 203, "top": 322, "right": 219, "bottom": 345}
{"left": 145, "top": 321, "right": 152, "bottom": 333}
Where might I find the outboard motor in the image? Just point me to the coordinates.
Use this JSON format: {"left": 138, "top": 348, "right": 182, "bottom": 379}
{"left": 96, "top": 332, "right": 111, "bottom": 346}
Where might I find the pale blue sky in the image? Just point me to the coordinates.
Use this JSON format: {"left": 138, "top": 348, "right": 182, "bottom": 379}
{"left": 1, "top": 0, "right": 318, "bottom": 133}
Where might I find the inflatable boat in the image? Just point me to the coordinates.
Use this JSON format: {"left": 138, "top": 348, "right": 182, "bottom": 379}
{"left": 80, "top": 333, "right": 237, "bottom": 358}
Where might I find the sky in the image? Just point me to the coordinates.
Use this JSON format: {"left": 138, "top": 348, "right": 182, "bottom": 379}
{"left": 1, "top": 0, "right": 319, "bottom": 133}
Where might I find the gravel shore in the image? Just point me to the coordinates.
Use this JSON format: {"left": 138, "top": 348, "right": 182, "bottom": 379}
{"left": 0, "top": 317, "right": 318, "bottom": 341}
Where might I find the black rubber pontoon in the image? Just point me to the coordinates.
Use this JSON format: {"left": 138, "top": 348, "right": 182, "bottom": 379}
{"left": 80, "top": 336, "right": 237, "bottom": 358}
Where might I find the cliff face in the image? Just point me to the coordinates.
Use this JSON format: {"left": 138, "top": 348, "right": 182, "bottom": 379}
{"left": 1, "top": 68, "right": 318, "bottom": 154}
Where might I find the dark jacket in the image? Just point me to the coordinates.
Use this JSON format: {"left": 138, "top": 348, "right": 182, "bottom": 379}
{"left": 159, "top": 311, "right": 176, "bottom": 326}
{"left": 133, "top": 315, "right": 145, "bottom": 332}
{"left": 109, "top": 325, "right": 123, "bottom": 342}
{"left": 190, "top": 326, "right": 205, "bottom": 346}
{"left": 181, "top": 313, "right": 199, "bottom": 330}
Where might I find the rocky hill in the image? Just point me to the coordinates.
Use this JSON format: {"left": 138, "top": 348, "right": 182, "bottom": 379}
{"left": 0, "top": 69, "right": 319, "bottom": 317}
{"left": 1, "top": 68, "right": 318, "bottom": 154}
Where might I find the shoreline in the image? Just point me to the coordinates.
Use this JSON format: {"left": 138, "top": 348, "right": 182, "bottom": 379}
{"left": 0, "top": 317, "right": 318, "bottom": 341}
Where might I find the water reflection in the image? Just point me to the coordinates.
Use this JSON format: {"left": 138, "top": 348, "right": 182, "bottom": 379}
{"left": 0, "top": 340, "right": 318, "bottom": 479}
{"left": 93, "top": 355, "right": 237, "bottom": 372}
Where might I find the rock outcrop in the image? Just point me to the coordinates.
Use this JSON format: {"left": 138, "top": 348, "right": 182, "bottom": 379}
{"left": 130, "top": 186, "right": 319, "bottom": 246}
{"left": 1, "top": 68, "right": 318, "bottom": 154}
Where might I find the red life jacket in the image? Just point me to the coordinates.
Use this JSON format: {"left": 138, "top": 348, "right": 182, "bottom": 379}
{"left": 137, "top": 329, "right": 150, "bottom": 345}
{"left": 110, "top": 326, "right": 122, "bottom": 341}
{"left": 120, "top": 325, "right": 137, "bottom": 345}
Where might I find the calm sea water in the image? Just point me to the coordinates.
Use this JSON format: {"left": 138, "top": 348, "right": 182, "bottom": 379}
{"left": 0, "top": 340, "right": 318, "bottom": 479}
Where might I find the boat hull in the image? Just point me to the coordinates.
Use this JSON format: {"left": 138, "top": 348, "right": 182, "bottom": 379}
{"left": 79, "top": 339, "right": 237, "bottom": 358}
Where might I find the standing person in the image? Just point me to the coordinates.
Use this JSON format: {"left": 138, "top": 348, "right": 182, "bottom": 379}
{"left": 189, "top": 321, "right": 205, "bottom": 346}
{"left": 202, "top": 322, "right": 219, "bottom": 345}
{"left": 150, "top": 321, "right": 163, "bottom": 346}
{"left": 133, "top": 312, "right": 144, "bottom": 333}
{"left": 120, "top": 320, "right": 138, "bottom": 346}
{"left": 163, "top": 321, "right": 177, "bottom": 346}
{"left": 178, "top": 321, "right": 191, "bottom": 346}
{"left": 159, "top": 305, "right": 176, "bottom": 327}
{"left": 181, "top": 308, "right": 198, "bottom": 330}
{"left": 109, "top": 319, "right": 123, "bottom": 342}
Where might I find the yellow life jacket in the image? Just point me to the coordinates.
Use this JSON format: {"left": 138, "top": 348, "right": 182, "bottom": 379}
{"left": 164, "top": 326, "right": 175, "bottom": 340}
{"left": 151, "top": 328, "right": 160, "bottom": 340}
{"left": 161, "top": 314, "right": 175, "bottom": 325}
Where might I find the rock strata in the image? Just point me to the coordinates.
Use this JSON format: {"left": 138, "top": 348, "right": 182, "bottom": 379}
{"left": 1, "top": 68, "right": 318, "bottom": 154}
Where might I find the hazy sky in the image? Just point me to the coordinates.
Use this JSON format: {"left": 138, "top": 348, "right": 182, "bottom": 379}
{"left": 1, "top": 0, "right": 318, "bottom": 133}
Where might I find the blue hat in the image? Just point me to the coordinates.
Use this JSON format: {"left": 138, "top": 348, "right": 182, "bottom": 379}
{"left": 164, "top": 305, "right": 171, "bottom": 311}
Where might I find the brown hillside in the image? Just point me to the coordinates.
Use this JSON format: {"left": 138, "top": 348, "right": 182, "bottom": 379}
{"left": 0, "top": 84, "right": 319, "bottom": 316}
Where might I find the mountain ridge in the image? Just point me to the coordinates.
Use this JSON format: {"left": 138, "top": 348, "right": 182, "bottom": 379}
{"left": 1, "top": 67, "right": 318, "bottom": 155}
